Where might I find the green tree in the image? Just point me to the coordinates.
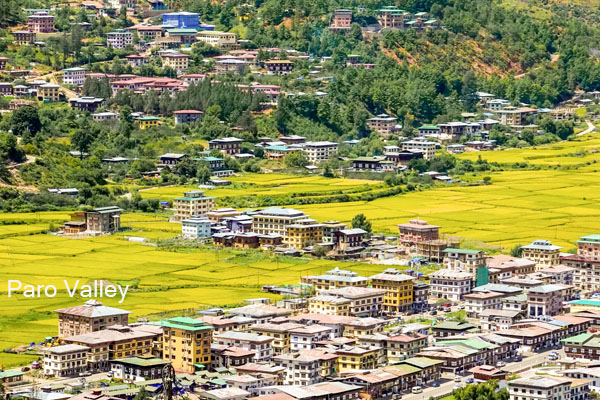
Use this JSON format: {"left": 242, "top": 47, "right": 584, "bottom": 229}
{"left": 10, "top": 105, "right": 41, "bottom": 142}
{"left": 284, "top": 152, "right": 309, "bottom": 168}
{"left": 510, "top": 244, "right": 523, "bottom": 257}
{"left": 351, "top": 213, "right": 372, "bottom": 233}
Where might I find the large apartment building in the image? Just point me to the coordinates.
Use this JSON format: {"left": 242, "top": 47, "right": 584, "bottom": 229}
{"left": 107, "top": 30, "right": 133, "bottom": 49}
{"left": 43, "top": 344, "right": 90, "bottom": 377}
{"left": 429, "top": 269, "right": 473, "bottom": 301}
{"left": 173, "top": 190, "right": 215, "bottom": 221}
{"left": 521, "top": 240, "right": 562, "bottom": 269}
{"left": 397, "top": 219, "right": 440, "bottom": 246}
{"left": 54, "top": 300, "right": 131, "bottom": 337}
{"left": 159, "top": 317, "right": 214, "bottom": 373}
{"left": 303, "top": 141, "right": 338, "bottom": 164}
{"left": 562, "top": 234, "right": 600, "bottom": 293}
{"left": 301, "top": 267, "right": 370, "bottom": 294}
{"left": 370, "top": 268, "right": 415, "bottom": 313}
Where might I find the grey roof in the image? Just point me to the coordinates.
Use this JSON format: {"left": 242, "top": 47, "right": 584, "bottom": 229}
{"left": 509, "top": 376, "right": 568, "bottom": 388}
{"left": 528, "top": 284, "right": 566, "bottom": 294}
{"left": 45, "top": 344, "right": 90, "bottom": 354}
{"left": 472, "top": 284, "right": 522, "bottom": 294}
{"left": 54, "top": 299, "right": 130, "bottom": 317}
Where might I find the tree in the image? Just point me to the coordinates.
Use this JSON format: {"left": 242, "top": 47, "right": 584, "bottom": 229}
{"left": 10, "top": 105, "right": 41, "bottom": 142}
{"left": 284, "top": 152, "right": 309, "bottom": 168}
{"left": 510, "top": 244, "right": 523, "bottom": 257}
{"left": 196, "top": 165, "right": 211, "bottom": 183}
{"left": 313, "top": 245, "right": 328, "bottom": 257}
{"left": 72, "top": 120, "right": 97, "bottom": 156}
{"left": 351, "top": 213, "right": 372, "bottom": 233}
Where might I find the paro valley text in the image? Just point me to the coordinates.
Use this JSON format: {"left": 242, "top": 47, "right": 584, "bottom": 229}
{"left": 7, "top": 280, "right": 129, "bottom": 303}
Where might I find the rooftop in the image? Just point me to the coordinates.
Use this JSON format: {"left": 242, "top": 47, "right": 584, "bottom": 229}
{"left": 54, "top": 300, "right": 131, "bottom": 318}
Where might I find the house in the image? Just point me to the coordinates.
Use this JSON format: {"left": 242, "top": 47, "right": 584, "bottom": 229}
{"left": 251, "top": 207, "right": 307, "bottom": 244}
{"left": 157, "top": 317, "right": 214, "bottom": 373}
{"left": 401, "top": 140, "right": 436, "bottom": 160}
{"left": 196, "top": 31, "right": 237, "bottom": 48}
{"left": 214, "top": 331, "right": 274, "bottom": 362}
{"left": 38, "top": 83, "right": 61, "bottom": 102}
{"left": 125, "top": 54, "right": 148, "bottom": 67}
{"left": 351, "top": 156, "right": 395, "bottom": 172}
{"left": 161, "top": 52, "right": 190, "bottom": 74}
{"left": 317, "top": 287, "right": 387, "bottom": 317}
{"left": 92, "top": 112, "right": 119, "bottom": 122}
{"left": 385, "top": 334, "right": 427, "bottom": 362}
{"left": 561, "top": 234, "right": 600, "bottom": 292}
{"left": 43, "top": 344, "right": 90, "bottom": 377}
{"left": 289, "top": 325, "right": 332, "bottom": 351}
{"left": 69, "top": 96, "right": 104, "bottom": 112}
{"left": 431, "top": 321, "right": 477, "bottom": 338}
{"left": 539, "top": 265, "right": 575, "bottom": 285}
{"left": 209, "top": 137, "right": 243, "bottom": 155}
{"left": 110, "top": 356, "right": 168, "bottom": 382}
{"left": 495, "top": 106, "right": 535, "bottom": 126}
{"left": 135, "top": 116, "right": 161, "bottom": 129}
{"left": 0, "top": 371, "right": 25, "bottom": 386}
{"left": 54, "top": 300, "right": 131, "bottom": 338}
{"left": 173, "top": 190, "right": 215, "bottom": 221}
{"left": 521, "top": 240, "right": 562, "bottom": 269}
{"left": 377, "top": 6, "right": 409, "bottom": 29}
{"left": 428, "top": 269, "right": 473, "bottom": 301}
{"left": 28, "top": 13, "right": 54, "bottom": 33}
{"left": 443, "top": 248, "right": 487, "bottom": 275}
{"left": 280, "top": 135, "right": 306, "bottom": 145}
{"left": 463, "top": 291, "right": 504, "bottom": 318}
{"left": 336, "top": 345, "right": 381, "bottom": 372}
{"left": 265, "top": 60, "right": 294, "bottom": 75}
{"left": 367, "top": 114, "right": 397, "bottom": 136}
{"left": 301, "top": 267, "right": 370, "bottom": 294}
{"left": 174, "top": 110, "right": 203, "bottom": 125}
{"left": 329, "top": 9, "right": 353, "bottom": 30}
{"left": 166, "top": 28, "right": 198, "bottom": 44}
{"left": 418, "top": 125, "right": 441, "bottom": 136}
{"left": 206, "top": 208, "right": 240, "bottom": 223}
{"left": 13, "top": 30, "right": 36, "bottom": 45}
{"left": 303, "top": 141, "right": 338, "bottom": 164}
{"left": 107, "top": 30, "right": 133, "bottom": 49}
{"left": 211, "top": 345, "right": 256, "bottom": 369}
{"left": 250, "top": 322, "right": 304, "bottom": 355}
{"left": 480, "top": 309, "right": 522, "bottom": 331}
{"left": 162, "top": 12, "right": 200, "bottom": 29}
{"left": 215, "top": 59, "right": 247, "bottom": 74}
{"left": 182, "top": 217, "right": 211, "bottom": 239}
{"left": 370, "top": 269, "right": 415, "bottom": 314}
{"left": 469, "top": 365, "right": 507, "bottom": 381}
{"left": 334, "top": 228, "right": 367, "bottom": 251}
{"left": 527, "top": 284, "right": 565, "bottom": 317}
{"left": 507, "top": 376, "right": 590, "bottom": 400}
{"left": 286, "top": 222, "right": 325, "bottom": 249}
{"left": 397, "top": 219, "right": 439, "bottom": 246}
{"left": 273, "top": 353, "right": 324, "bottom": 385}
{"left": 86, "top": 206, "right": 122, "bottom": 233}
{"left": 62, "top": 67, "right": 86, "bottom": 85}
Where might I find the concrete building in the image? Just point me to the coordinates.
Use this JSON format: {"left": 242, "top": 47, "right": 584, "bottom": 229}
{"left": 209, "top": 137, "right": 243, "bottom": 156}
{"left": 508, "top": 376, "right": 589, "bottom": 400}
{"left": 162, "top": 12, "right": 200, "bottom": 29}
{"left": 370, "top": 268, "right": 415, "bottom": 314}
{"left": 196, "top": 31, "right": 237, "bottom": 48}
{"left": 273, "top": 353, "right": 323, "bottom": 385}
{"left": 289, "top": 325, "right": 332, "bottom": 351}
{"left": 110, "top": 356, "right": 168, "bottom": 382}
{"left": 401, "top": 140, "right": 436, "bottom": 160}
{"left": 521, "top": 240, "right": 562, "bottom": 269}
{"left": 443, "top": 248, "right": 487, "bottom": 275}
{"left": 54, "top": 299, "right": 131, "bottom": 337}
{"left": 397, "top": 219, "right": 439, "bottom": 246}
{"left": 303, "top": 141, "right": 338, "bottom": 164}
{"left": 181, "top": 217, "right": 211, "bottom": 239}
{"left": 161, "top": 52, "right": 190, "bottom": 74}
{"left": 367, "top": 114, "right": 397, "bottom": 136}
{"left": 173, "top": 190, "right": 215, "bottom": 221}
{"left": 62, "top": 67, "right": 86, "bottom": 86}
{"left": 38, "top": 83, "right": 60, "bottom": 102}
{"left": 14, "top": 30, "right": 36, "bottom": 45}
{"left": 159, "top": 317, "right": 213, "bottom": 373}
{"left": 214, "top": 331, "right": 274, "bottom": 362}
{"left": 265, "top": 60, "right": 294, "bottom": 75}
{"left": 215, "top": 59, "right": 247, "bottom": 74}
{"left": 329, "top": 9, "right": 353, "bottom": 30}
{"left": 301, "top": 267, "right": 370, "bottom": 294}
{"left": 174, "top": 110, "right": 203, "bottom": 125}
{"left": 107, "top": 30, "right": 133, "bottom": 49}
{"left": 43, "top": 344, "right": 90, "bottom": 377}
{"left": 319, "top": 287, "right": 387, "bottom": 317}
{"left": 86, "top": 206, "right": 122, "bottom": 233}
{"left": 28, "top": 13, "right": 54, "bottom": 33}
{"left": 429, "top": 269, "right": 473, "bottom": 301}
{"left": 527, "top": 284, "right": 565, "bottom": 317}
{"left": 463, "top": 291, "right": 504, "bottom": 318}
{"left": 251, "top": 207, "right": 306, "bottom": 241}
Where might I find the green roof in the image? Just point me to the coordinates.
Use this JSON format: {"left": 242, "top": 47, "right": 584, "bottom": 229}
{"left": 174, "top": 196, "right": 215, "bottom": 201}
{"left": 419, "top": 125, "right": 440, "bottom": 130}
{"left": 156, "top": 317, "right": 213, "bottom": 331}
{"left": 571, "top": 299, "right": 600, "bottom": 306}
{"left": 437, "top": 338, "right": 495, "bottom": 350}
{"left": 0, "top": 370, "right": 25, "bottom": 379}
{"left": 443, "top": 248, "right": 482, "bottom": 255}
{"left": 561, "top": 333, "right": 595, "bottom": 344}
{"left": 167, "top": 28, "right": 198, "bottom": 34}
{"left": 113, "top": 357, "right": 168, "bottom": 367}
{"left": 579, "top": 234, "right": 600, "bottom": 243}
{"left": 136, "top": 116, "right": 161, "bottom": 121}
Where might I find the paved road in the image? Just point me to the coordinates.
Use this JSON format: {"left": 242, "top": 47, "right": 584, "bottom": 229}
{"left": 577, "top": 120, "right": 596, "bottom": 137}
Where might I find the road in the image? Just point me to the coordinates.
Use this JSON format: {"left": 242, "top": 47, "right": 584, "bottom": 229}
{"left": 8, "top": 371, "right": 108, "bottom": 395}
{"left": 577, "top": 120, "right": 596, "bottom": 137}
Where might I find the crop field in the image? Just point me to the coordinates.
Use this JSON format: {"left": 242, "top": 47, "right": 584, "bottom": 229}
{"left": 138, "top": 174, "right": 381, "bottom": 202}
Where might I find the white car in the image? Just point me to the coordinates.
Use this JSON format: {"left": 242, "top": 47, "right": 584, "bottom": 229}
{"left": 496, "top": 361, "right": 505, "bottom": 367}
{"left": 412, "top": 386, "right": 423, "bottom": 394}
{"left": 454, "top": 376, "right": 461, "bottom": 382}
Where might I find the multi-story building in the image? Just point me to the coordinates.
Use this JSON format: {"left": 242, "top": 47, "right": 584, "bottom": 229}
{"left": 62, "top": 67, "right": 86, "bottom": 86}
{"left": 265, "top": 60, "right": 294, "bottom": 75}
{"left": 54, "top": 299, "right": 131, "bottom": 337}
{"left": 336, "top": 345, "right": 380, "bottom": 372}
{"left": 577, "top": 234, "right": 600, "bottom": 260}
{"left": 289, "top": 325, "right": 332, "bottom": 351}
{"left": 215, "top": 59, "right": 247, "bottom": 74}
{"left": 521, "top": 240, "right": 562, "bottom": 269}
{"left": 377, "top": 6, "right": 408, "bottom": 29}
{"left": 214, "top": 331, "right": 274, "bottom": 361}
{"left": 401, "top": 140, "right": 436, "bottom": 160}
{"left": 416, "top": 239, "right": 460, "bottom": 263}
{"left": 125, "top": 54, "right": 148, "bottom": 67}
{"left": 308, "top": 295, "right": 351, "bottom": 316}
{"left": 14, "top": 30, "right": 36, "bottom": 45}
{"left": 159, "top": 317, "right": 213, "bottom": 373}
{"left": 429, "top": 269, "right": 473, "bottom": 301}
{"left": 209, "top": 137, "right": 243, "bottom": 155}
{"left": 173, "top": 110, "right": 203, "bottom": 125}
{"left": 43, "top": 344, "right": 90, "bottom": 377}
{"left": 367, "top": 114, "right": 397, "bottom": 136}
{"left": 397, "top": 219, "right": 440, "bottom": 246}
{"left": 135, "top": 116, "right": 161, "bottom": 130}
{"left": 162, "top": 12, "right": 200, "bottom": 29}
{"left": 370, "top": 268, "right": 415, "bottom": 314}
{"left": 273, "top": 353, "right": 323, "bottom": 385}
{"left": 161, "top": 53, "right": 190, "bottom": 74}
{"left": 86, "top": 206, "right": 121, "bottom": 233}
{"left": 287, "top": 222, "right": 324, "bottom": 249}
{"left": 539, "top": 265, "right": 575, "bottom": 285}
{"left": 319, "top": 287, "right": 387, "bottom": 317}
{"left": 173, "top": 190, "right": 215, "bottom": 221}
{"left": 107, "top": 30, "right": 133, "bottom": 49}
{"left": 443, "top": 248, "right": 487, "bottom": 275}
{"left": 69, "top": 97, "right": 105, "bottom": 112}
{"left": 413, "top": 281, "right": 430, "bottom": 312}
{"left": 303, "top": 141, "right": 338, "bottom": 164}
{"left": 38, "top": 83, "right": 60, "bottom": 102}
{"left": 334, "top": 228, "right": 366, "bottom": 251}
{"left": 495, "top": 106, "right": 535, "bottom": 126}
{"left": 463, "top": 291, "right": 504, "bottom": 318}
{"left": 508, "top": 376, "right": 589, "bottom": 400}
{"left": 28, "top": 13, "right": 54, "bottom": 33}
{"left": 110, "top": 356, "right": 168, "bottom": 382}
{"left": 562, "top": 236, "right": 600, "bottom": 293}
{"left": 211, "top": 345, "right": 256, "bottom": 369}
{"left": 562, "top": 332, "right": 600, "bottom": 360}
{"left": 181, "top": 217, "right": 211, "bottom": 239}
{"left": 250, "top": 322, "right": 304, "bottom": 355}
{"left": 196, "top": 31, "right": 237, "bottom": 48}
{"left": 329, "top": 9, "right": 353, "bottom": 30}
{"left": 480, "top": 309, "right": 523, "bottom": 331}
{"left": 301, "top": 267, "right": 370, "bottom": 294}
{"left": 527, "top": 284, "right": 564, "bottom": 317}
{"left": 385, "top": 334, "right": 427, "bottom": 362}
{"left": 252, "top": 206, "right": 305, "bottom": 239}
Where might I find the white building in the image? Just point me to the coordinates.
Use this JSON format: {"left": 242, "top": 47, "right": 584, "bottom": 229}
{"left": 62, "top": 67, "right": 86, "bottom": 86}
{"left": 43, "top": 344, "right": 90, "bottom": 377}
{"left": 289, "top": 325, "right": 332, "bottom": 351}
{"left": 181, "top": 217, "right": 211, "bottom": 239}
{"left": 107, "top": 30, "right": 133, "bottom": 49}
{"left": 508, "top": 376, "right": 589, "bottom": 400}
{"left": 428, "top": 269, "right": 473, "bottom": 301}
{"left": 273, "top": 353, "right": 322, "bottom": 386}
{"left": 401, "top": 140, "right": 436, "bottom": 160}
{"left": 303, "top": 141, "right": 338, "bottom": 164}
{"left": 463, "top": 291, "right": 504, "bottom": 318}
{"left": 214, "top": 331, "right": 274, "bottom": 362}
{"left": 480, "top": 308, "right": 522, "bottom": 331}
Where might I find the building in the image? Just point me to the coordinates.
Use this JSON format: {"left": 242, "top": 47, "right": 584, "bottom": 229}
{"left": 320, "top": 287, "right": 387, "bottom": 317}
{"left": 125, "top": 54, "right": 147, "bottom": 67}
{"left": 521, "top": 240, "right": 562, "bottom": 269}
{"left": 334, "top": 228, "right": 366, "bottom": 251}
{"left": 251, "top": 207, "right": 306, "bottom": 242}
{"left": 43, "top": 344, "right": 90, "bottom": 377}
{"left": 367, "top": 114, "right": 397, "bottom": 136}
{"left": 161, "top": 53, "right": 190, "bottom": 74}
{"left": 397, "top": 219, "right": 440, "bottom": 246}
{"left": 370, "top": 268, "right": 415, "bottom": 314}
{"left": 215, "top": 59, "right": 247, "bottom": 74}
{"left": 429, "top": 269, "right": 473, "bottom": 301}
{"left": 69, "top": 97, "right": 104, "bottom": 112}
{"left": 28, "top": 13, "right": 54, "bottom": 33}
{"left": 14, "top": 30, "right": 36, "bottom": 45}
{"left": 265, "top": 60, "right": 294, "bottom": 75}
{"left": 182, "top": 217, "right": 211, "bottom": 239}
{"left": 250, "top": 322, "right": 304, "bottom": 355}
{"left": 174, "top": 110, "right": 203, "bottom": 125}
{"left": 158, "top": 317, "right": 214, "bottom": 373}
{"left": 527, "top": 284, "right": 565, "bottom": 317}
{"left": 463, "top": 291, "right": 504, "bottom": 318}
{"left": 54, "top": 299, "right": 131, "bottom": 337}
{"left": 480, "top": 309, "right": 523, "bottom": 331}
{"left": 107, "top": 30, "right": 133, "bottom": 49}
{"left": 401, "top": 140, "right": 436, "bottom": 160}
{"left": 287, "top": 222, "right": 324, "bottom": 249}
{"left": 377, "top": 6, "right": 409, "bottom": 29}
{"left": 508, "top": 376, "right": 589, "bottom": 400}
{"left": 86, "top": 206, "right": 121, "bottom": 233}
{"left": 431, "top": 321, "right": 477, "bottom": 338}
{"left": 301, "top": 267, "right": 370, "bottom": 294}
{"left": 308, "top": 295, "right": 351, "bottom": 316}
{"left": 443, "top": 248, "right": 487, "bottom": 275}
{"left": 303, "top": 141, "right": 338, "bottom": 164}
{"left": 329, "top": 9, "right": 353, "bottom": 30}
{"left": 110, "top": 356, "right": 168, "bottom": 382}
{"left": 92, "top": 112, "right": 119, "bottom": 122}
{"left": 273, "top": 353, "right": 323, "bottom": 385}
{"left": 385, "top": 334, "right": 427, "bottom": 362}
{"left": 173, "top": 190, "right": 215, "bottom": 221}
{"left": 162, "top": 12, "right": 200, "bottom": 29}
{"left": 214, "top": 331, "right": 274, "bottom": 361}
{"left": 211, "top": 345, "right": 256, "bottom": 369}
{"left": 196, "top": 31, "right": 237, "bottom": 48}
{"left": 38, "top": 83, "right": 60, "bottom": 102}
{"left": 289, "top": 325, "right": 333, "bottom": 351}
{"left": 0, "top": 371, "right": 25, "bottom": 387}
{"left": 62, "top": 67, "right": 86, "bottom": 86}
{"left": 209, "top": 137, "right": 243, "bottom": 156}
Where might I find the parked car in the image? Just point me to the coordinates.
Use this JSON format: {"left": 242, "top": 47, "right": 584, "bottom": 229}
{"left": 454, "top": 376, "right": 461, "bottom": 382}
{"left": 466, "top": 377, "right": 474, "bottom": 384}
{"left": 430, "top": 310, "right": 437, "bottom": 315}
{"left": 432, "top": 382, "right": 440, "bottom": 387}
{"left": 496, "top": 361, "right": 505, "bottom": 367}
{"left": 412, "top": 387, "right": 423, "bottom": 394}
{"left": 444, "top": 307, "right": 451, "bottom": 312}
{"left": 21, "top": 367, "right": 30, "bottom": 372}
{"left": 106, "top": 371, "right": 113, "bottom": 378}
